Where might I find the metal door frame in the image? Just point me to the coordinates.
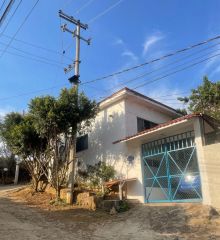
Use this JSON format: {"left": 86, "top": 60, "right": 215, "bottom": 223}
{"left": 142, "top": 131, "right": 202, "bottom": 203}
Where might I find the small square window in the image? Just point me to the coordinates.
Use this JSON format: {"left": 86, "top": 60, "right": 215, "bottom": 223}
{"left": 76, "top": 134, "right": 88, "bottom": 152}
{"left": 137, "top": 117, "right": 157, "bottom": 132}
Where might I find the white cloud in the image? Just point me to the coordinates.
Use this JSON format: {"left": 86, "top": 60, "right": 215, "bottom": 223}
{"left": 121, "top": 50, "right": 138, "bottom": 62}
{"left": 109, "top": 33, "right": 168, "bottom": 93}
{"left": 113, "top": 37, "right": 138, "bottom": 62}
{"left": 113, "top": 38, "right": 124, "bottom": 46}
{"left": 145, "top": 86, "right": 188, "bottom": 109}
{"left": 143, "top": 32, "right": 164, "bottom": 56}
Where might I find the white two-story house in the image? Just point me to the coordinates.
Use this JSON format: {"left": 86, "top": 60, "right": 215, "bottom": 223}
{"left": 76, "top": 87, "right": 220, "bottom": 209}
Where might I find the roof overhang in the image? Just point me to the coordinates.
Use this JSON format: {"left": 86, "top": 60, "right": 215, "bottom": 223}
{"left": 98, "top": 87, "right": 181, "bottom": 117}
{"left": 113, "top": 113, "right": 203, "bottom": 144}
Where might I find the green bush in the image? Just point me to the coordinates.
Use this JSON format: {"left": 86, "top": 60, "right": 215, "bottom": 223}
{"left": 78, "top": 161, "right": 115, "bottom": 189}
{"left": 118, "top": 201, "right": 130, "bottom": 212}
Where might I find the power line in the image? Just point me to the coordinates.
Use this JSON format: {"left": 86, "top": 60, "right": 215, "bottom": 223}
{"left": 0, "top": 48, "right": 64, "bottom": 68}
{"left": 1, "top": 38, "right": 219, "bottom": 104}
{"left": 118, "top": 46, "right": 220, "bottom": 88}
{"left": 75, "top": 0, "right": 95, "bottom": 14}
{"left": 0, "top": 0, "right": 23, "bottom": 35}
{"left": 0, "top": 40, "right": 68, "bottom": 66}
{"left": 0, "top": 0, "right": 7, "bottom": 13}
{"left": 91, "top": 53, "right": 219, "bottom": 99}
{"left": 0, "top": 84, "right": 69, "bottom": 102}
{"left": 0, "top": 0, "right": 40, "bottom": 58}
{"left": 81, "top": 45, "right": 220, "bottom": 100}
{"left": 133, "top": 53, "right": 220, "bottom": 90}
{"left": 0, "top": 0, "right": 15, "bottom": 27}
{"left": 1, "top": 33, "right": 72, "bottom": 60}
{"left": 149, "top": 91, "right": 190, "bottom": 99}
{"left": 59, "top": 17, "right": 65, "bottom": 65}
{"left": 0, "top": 80, "right": 188, "bottom": 108}
{"left": 87, "top": 84, "right": 190, "bottom": 103}
{"left": 82, "top": 34, "right": 220, "bottom": 85}
{"left": 86, "top": 42, "right": 220, "bottom": 93}
{"left": 89, "top": 52, "right": 220, "bottom": 100}
{"left": 88, "top": 0, "right": 124, "bottom": 24}
{"left": 62, "top": 0, "right": 74, "bottom": 9}
{"left": 62, "top": 0, "right": 95, "bottom": 56}
{"left": 3, "top": 46, "right": 217, "bottom": 101}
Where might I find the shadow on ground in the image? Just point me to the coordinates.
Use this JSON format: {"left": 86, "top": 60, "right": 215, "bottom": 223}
{"left": 0, "top": 187, "right": 219, "bottom": 240}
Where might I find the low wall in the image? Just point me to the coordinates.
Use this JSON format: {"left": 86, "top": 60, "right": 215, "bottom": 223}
{"left": 203, "top": 143, "right": 220, "bottom": 209}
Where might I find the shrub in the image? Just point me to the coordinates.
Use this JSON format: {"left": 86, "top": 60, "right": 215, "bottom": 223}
{"left": 78, "top": 161, "right": 115, "bottom": 189}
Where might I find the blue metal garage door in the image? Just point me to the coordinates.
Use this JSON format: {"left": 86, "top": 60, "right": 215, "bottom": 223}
{"left": 142, "top": 131, "right": 202, "bottom": 203}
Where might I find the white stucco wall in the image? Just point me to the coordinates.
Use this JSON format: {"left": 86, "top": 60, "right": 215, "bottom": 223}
{"left": 124, "top": 98, "right": 173, "bottom": 136}
{"left": 203, "top": 143, "right": 220, "bottom": 209}
{"left": 119, "top": 98, "right": 174, "bottom": 203}
{"left": 77, "top": 93, "right": 178, "bottom": 203}
{"left": 77, "top": 99, "right": 128, "bottom": 178}
{"left": 193, "top": 118, "right": 211, "bottom": 205}
{"left": 123, "top": 141, "right": 145, "bottom": 203}
{"left": 194, "top": 119, "right": 220, "bottom": 209}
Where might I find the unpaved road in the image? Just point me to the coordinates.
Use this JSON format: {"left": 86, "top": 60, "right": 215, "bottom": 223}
{"left": 0, "top": 186, "right": 219, "bottom": 240}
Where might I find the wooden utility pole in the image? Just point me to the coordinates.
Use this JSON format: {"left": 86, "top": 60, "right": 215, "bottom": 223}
{"left": 59, "top": 10, "right": 90, "bottom": 203}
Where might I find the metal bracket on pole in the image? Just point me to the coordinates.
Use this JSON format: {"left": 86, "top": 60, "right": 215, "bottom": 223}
{"left": 61, "top": 24, "right": 91, "bottom": 45}
{"left": 64, "top": 63, "right": 75, "bottom": 74}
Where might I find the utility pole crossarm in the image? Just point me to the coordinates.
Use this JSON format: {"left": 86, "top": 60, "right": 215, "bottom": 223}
{"left": 59, "top": 10, "right": 90, "bottom": 76}
{"left": 61, "top": 24, "right": 91, "bottom": 45}
{"left": 59, "top": 10, "right": 88, "bottom": 30}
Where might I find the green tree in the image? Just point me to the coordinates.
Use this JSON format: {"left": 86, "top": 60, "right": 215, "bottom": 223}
{"left": 178, "top": 76, "right": 220, "bottom": 120}
{"left": 0, "top": 113, "right": 48, "bottom": 191}
{"left": 84, "top": 161, "right": 115, "bottom": 189}
{"left": 29, "top": 87, "right": 98, "bottom": 200}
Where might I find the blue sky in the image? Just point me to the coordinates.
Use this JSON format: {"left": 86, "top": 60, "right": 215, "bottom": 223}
{"left": 0, "top": 0, "right": 220, "bottom": 116}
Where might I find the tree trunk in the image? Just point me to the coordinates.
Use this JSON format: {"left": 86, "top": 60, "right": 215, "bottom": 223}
{"left": 33, "top": 177, "right": 39, "bottom": 192}
{"left": 56, "top": 186, "right": 61, "bottom": 201}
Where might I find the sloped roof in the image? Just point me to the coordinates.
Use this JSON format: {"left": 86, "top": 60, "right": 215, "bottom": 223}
{"left": 113, "top": 113, "right": 203, "bottom": 144}
{"left": 99, "top": 87, "right": 181, "bottom": 115}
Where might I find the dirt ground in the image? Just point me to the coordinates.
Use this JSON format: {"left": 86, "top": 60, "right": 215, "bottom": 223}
{"left": 0, "top": 185, "right": 220, "bottom": 240}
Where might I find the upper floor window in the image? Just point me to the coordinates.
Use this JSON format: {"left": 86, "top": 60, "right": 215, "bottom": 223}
{"left": 76, "top": 134, "right": 88, "bottom": 152}
{"left": 137, "top": 117, "right": 157, "bottom": 132}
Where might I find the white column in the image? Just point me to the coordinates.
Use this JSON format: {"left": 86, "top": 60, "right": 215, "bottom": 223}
{"left": 193, "top": 118, "right": 211, "bottom": 205}
{"left": 14, "top": 164, "right": 19, "bottom": 185}
{"left": 119, "top": 183, "right": 123, "bottom": 200}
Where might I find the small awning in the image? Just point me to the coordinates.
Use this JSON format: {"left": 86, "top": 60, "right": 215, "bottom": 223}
{"left": 113, "top": 113, "right": 202, "bottom": 144}
{"left": 104, "top": 178, "right": 137, "bottom": 188}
